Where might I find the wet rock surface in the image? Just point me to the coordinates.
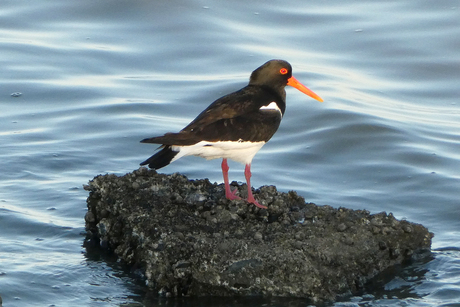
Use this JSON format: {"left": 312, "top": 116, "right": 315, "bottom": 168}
{"left": 84, "top": 168, "right": 433, "bottom": 303}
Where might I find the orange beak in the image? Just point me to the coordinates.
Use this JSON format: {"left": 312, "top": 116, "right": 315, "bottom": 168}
{"left": 287, "top": 76, "right": 323, "bottom": 102}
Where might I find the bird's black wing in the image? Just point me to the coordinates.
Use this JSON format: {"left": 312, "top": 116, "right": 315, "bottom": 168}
{"left": 141, "top": 85, "right": 283, "bottom": 145}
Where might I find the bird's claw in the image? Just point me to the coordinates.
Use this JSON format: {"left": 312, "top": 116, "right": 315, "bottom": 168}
{"left": 246, "top": 196, "right": 267, "bottom": 209}
{"left": 225, "top": 187, "right": 241, "bottom": 201}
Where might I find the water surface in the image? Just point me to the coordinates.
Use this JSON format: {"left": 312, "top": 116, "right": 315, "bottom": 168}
{"left": 1, "top": 0, "right": 459, "bottom": 306}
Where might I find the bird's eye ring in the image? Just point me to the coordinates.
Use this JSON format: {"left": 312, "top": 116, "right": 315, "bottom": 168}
{"left": 279, "top": 68, "right": 288, "bottom": 75}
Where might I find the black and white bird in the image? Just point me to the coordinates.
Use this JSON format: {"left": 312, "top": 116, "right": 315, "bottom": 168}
{"left": 140, "top": 59, "right": 323, "bottom": 208}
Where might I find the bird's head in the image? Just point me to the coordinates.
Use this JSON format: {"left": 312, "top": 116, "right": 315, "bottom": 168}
{"left": 249, "top": 59, "right": 323, "bottom": 102}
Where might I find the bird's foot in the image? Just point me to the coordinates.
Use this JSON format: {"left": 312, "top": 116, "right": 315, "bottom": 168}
{"left": 246, "top": 195, "right": 267, "bottom": 209}
{"left": 225, "top": 187, "right": 241, "bottom": 201}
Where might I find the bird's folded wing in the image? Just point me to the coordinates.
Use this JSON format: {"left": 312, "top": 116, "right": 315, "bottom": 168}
{"left": 182, "top": 86, "right": 271, "bottom": 132}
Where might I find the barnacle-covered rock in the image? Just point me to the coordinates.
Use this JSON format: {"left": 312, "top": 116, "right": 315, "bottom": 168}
{"left": 84, "top": 168, "right": 433, "bottom": 303}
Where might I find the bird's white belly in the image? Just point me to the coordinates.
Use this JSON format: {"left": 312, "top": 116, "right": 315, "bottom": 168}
{"left": 171, "top": 140, "right": 265, "bottom": 165}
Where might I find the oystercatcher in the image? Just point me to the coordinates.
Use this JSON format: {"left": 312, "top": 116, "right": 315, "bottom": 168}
{"left": 140, "top": 59, "right": 323, "bottom": 209}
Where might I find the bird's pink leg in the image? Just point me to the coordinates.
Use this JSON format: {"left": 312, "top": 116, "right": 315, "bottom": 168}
{"left": 221, "top": 158, "right": 240, "bottom": 200}
{"left": 244, "top": 164, "right": 267, "bottom": 209}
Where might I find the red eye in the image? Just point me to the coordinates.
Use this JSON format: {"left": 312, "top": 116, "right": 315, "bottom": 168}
{"left": 280, "top": 68, "right": 288, "bottom": 75}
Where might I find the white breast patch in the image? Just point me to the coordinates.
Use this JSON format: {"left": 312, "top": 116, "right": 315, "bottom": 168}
{"left": 171, "top": 140, "right": 265, "bottom": 165}
{"left": 259, "top": 102, "right": 282, "bottom": 116}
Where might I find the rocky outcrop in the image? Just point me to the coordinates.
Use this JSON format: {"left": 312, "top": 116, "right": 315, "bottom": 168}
{"left": 84, "top": 168, "right": 433, "bottom": 303}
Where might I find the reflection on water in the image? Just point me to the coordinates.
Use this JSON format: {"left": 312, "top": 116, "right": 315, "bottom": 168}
{"left": 1, "top": 0, "right": 459, "bottom": 306}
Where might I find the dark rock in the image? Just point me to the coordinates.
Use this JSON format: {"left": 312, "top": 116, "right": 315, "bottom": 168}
{"left": 84, "top": 168, "right": 433, "bottom": 303}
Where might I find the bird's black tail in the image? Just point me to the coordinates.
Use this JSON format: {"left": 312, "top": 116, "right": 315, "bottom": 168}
{"left": 140, "top": 146, "right": 178, "bottom": 170}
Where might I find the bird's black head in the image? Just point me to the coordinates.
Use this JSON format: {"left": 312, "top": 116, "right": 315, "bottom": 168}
{"left": 249, "top": 59, "right": 324, "bottom": 103}
{"left": 249, "top": 60, "right": 293, "bottom": 89}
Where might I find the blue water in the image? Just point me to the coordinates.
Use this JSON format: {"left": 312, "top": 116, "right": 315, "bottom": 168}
{"left": 1, "top": 0, "right": 459, "bottom": 306}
